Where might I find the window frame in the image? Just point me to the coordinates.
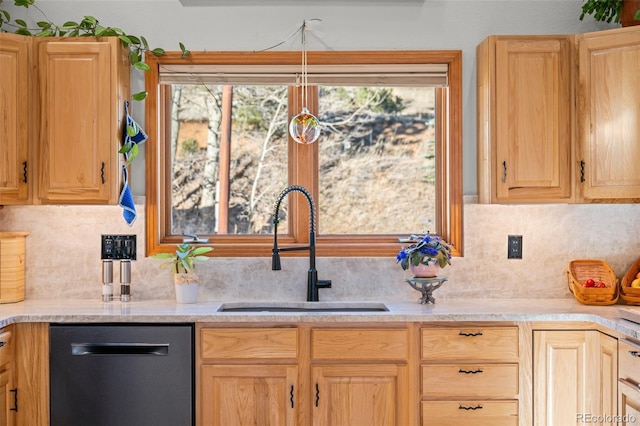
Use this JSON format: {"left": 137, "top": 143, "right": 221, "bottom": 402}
{"left": 145, "top": 50, "right": 463, "bottom": 258}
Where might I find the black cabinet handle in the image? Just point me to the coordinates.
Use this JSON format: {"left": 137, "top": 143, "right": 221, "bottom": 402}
{"left": 629, "top": 350, "right": 640, "bottom": 358}
{"left": 458, "top": 331, "right": 483, "bottom": 337}
{"left": 458, "top": 368, "right": 483, "bottom": 374}
{"left": 22, "top": 161, "right": 27, "bottom": 183}
{"left": 459, "top": 404, "right": 483, "bottom": 411}
{"left": 100, "top": 162, "right": 106, "bottom": 184}
{"left": 290, "top": 385, "right": 294, "bottom": 408}
{"left": 315, "top": 383, "right": 320, "bottom": 407}
{"left": 502, "top": 161, "right": 507, "bottom": 183}
{"left": 10, "top": 388, "right": 17, "bottom": 412}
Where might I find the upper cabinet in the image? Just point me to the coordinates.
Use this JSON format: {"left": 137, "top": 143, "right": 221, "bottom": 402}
{"left": 477, "top": 35, "right": 574, "bottom": 204}
{"left": 478, "top": 26, "right": 640, "bottom": 204}
{"left": 576, "top": 26, "right": 640, "bottom": 202}
{"left": 33, "top": 37, "right": 130, "bottom": 204}
{"left": 0, "top": 35, "right": 129, "bottom": 206}
{"left": 0, "top": 33, "right": 31, "bottom": 205}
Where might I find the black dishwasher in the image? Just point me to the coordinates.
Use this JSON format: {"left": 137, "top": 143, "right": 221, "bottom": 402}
{"left": 50, "top": 323, "right": 194, "bottom": 426}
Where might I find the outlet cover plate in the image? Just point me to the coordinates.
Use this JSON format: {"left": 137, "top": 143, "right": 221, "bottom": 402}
{"left": 101, "top": 235, "right": 137, "bottom": 260}
{"left": 508, "top": 235, "right": 522, "bottom": 259}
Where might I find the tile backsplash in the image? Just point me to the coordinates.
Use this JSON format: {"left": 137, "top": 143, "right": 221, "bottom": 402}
{"left": 1, "top": 197, "right": 639, "bottom": 302}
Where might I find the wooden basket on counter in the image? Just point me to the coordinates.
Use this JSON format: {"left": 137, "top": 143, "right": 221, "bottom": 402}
{"left": 620, "top": 257, "right": 640, "bottom": 305}
{"left": 567, "top": 259, "right": 619, "bottom": 306}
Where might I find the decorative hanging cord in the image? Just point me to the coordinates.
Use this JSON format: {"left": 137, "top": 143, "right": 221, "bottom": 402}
{"left": 288, "top": 19, "right": 321, "bottom": 145}
{"left": 302, "top": 21, "right": 309, "bottom": 111}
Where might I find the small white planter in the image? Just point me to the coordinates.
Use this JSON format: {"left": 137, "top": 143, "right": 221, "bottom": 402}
{"left": 174, "top": 273, "right": 199, "bottom": 304}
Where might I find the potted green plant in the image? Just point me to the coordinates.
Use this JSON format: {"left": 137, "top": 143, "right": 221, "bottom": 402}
{"left": 396, "top": 233, "right": 452, "bottom": 278}
{"left": 580, "top": 0, "right": 640, "bottom": 26}
{"left": 153, "top": 244, "right": 213, "bottom": 303}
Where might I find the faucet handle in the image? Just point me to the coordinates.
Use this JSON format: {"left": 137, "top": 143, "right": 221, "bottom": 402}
{"left": 317, "top": 279, "right": 332, "bottom": 289}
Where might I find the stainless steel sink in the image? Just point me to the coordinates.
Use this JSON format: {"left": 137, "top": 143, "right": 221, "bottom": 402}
{"left": 217, "top": 301, "right": 389, "bottom": 313}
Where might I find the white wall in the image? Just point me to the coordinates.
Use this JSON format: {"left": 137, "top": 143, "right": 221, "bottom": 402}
{"left": 3, "top": 0, "right": 635, "bottom": 304}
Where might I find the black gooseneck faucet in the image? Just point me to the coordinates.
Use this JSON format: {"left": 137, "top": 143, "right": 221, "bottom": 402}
{"left": 272, "top": 185, "right": 332, "bottom": 302}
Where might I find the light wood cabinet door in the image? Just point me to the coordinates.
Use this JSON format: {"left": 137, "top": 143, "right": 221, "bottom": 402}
{"left": 0, "top": 329, "right": 15, "bottom": 426}
{"left": 533, "top": 330, "right": 617, "bottom": 426}
{"left": 0, "top": 33, "right": 30, "bottom": 205}
{"left": 0, "top": 370, "right": 15, "bottom": 426}
{"left": 34, "top": 37, "right": 129, "bottom": 204}
{"left": 312, "top": 364, "right": 408, "bottom": 426}
{"left": 477, "top": 36, "right": 574, "bottom": 203}
{"left": 201, "top": 364, "right": 297, "bottom": 426}
{"left": 618, "top": 339, "right": 640, "bottom": 425}
{"left": 619, "top": 379, "right": 640, "bottom": 426}
{"left": 577, "top": 26, "right": 640, "bottom": 202}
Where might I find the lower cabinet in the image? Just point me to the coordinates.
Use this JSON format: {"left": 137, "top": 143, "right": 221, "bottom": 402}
{"left": 197, "top": 325, "right": 410, "bottom": 426}
{"left": 618, "top": 339, "right": 640, "bottom": 425}
{"left": 200, "top": 364, "right": 298, "bottom": 426}
{"left": 311, "top": 364, "right": 407, "bottom": 426}
{"left": 198, "top": 326, "right": 299, "bottom": 426}
{"left": 420, "top": 325, "right": 520, "bottom": 426}
{"left": 533, "top": 329, "right": 617, "bottom": 426}
{"left": 310, "top": 328, "right": 410, "bottom": 426}
{"left": 0, "top": 327, "right": 15, "bottom": 426}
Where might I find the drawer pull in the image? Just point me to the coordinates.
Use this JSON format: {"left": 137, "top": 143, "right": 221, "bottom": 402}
{"left": 290, "top": 385, "right": 294, "bottom": 408}
{"left": 458, "top": 368, "right": 483, "bottom": 374}
{"left": 629, "top": 350, "right": 640, "bottom": 358}
{"left": 10, "top": 388, "right": 17, "bottom": 412}
{"left": 315, "top": 383, "right": 320, "bottom": 407}
{"left": 458, "top": 331, "right": 483, "bottom": 337}
{"left": 459, "top": 404, "right": 483, "bottom": 411}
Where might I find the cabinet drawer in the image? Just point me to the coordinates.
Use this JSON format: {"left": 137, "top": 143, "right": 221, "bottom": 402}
{"left": 200, "top": 328, "right": 297, "bottom": 360}
{"left": 312, "top": 329, "right": 407, "bottom": 361}
{"left": 422, "top": 326, "right": 518, "bottom": 361}
{"left": 422, "top": 400, "right": 518, "bottom": 426}
{"left": 620, "top": 339, "right": 640, "bottom": 384}
{"left": 0, "top": 330, "right": 12, "bottom": 370}
{"left": 422, "top": 364, "right": 518, "bottom": 398}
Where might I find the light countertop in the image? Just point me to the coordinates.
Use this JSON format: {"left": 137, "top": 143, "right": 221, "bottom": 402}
{"left": 1, "top": 298, "right": 640, "bottom": 339}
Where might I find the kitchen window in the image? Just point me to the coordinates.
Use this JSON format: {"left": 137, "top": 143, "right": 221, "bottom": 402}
{"left": 145, "top": 51, "right": 462, "bottom": 258}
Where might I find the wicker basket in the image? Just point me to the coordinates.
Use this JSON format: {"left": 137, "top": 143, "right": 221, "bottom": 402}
{"left": 620, "top": 257, "right": 640, "bottom": 305}
{"left": 567, "top": 259, "right": 619, "bottom": 306}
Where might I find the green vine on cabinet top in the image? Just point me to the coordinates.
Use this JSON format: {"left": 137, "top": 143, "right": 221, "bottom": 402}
{"left": 0, "top": 0, "right": 190, "bottom": 101}
{"left": 580, "top": 0, "right": 640, "bottom": 24}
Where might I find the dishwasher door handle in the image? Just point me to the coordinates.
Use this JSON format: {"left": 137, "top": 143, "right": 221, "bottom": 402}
{"left": 71, "top": 343, "right": 170, "bottom": 356}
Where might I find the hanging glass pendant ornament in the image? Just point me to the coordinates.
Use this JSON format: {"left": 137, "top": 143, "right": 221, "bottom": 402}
{"left": 289, "top": 21, "right": 320, "bottom": 145}
{"left": 289, "top": 107, "right": 320, "bottom": 145}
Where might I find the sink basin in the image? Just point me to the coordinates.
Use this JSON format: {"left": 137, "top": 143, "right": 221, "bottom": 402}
{"left": 217, "top": 301, "right": 389, "bottom": 313}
